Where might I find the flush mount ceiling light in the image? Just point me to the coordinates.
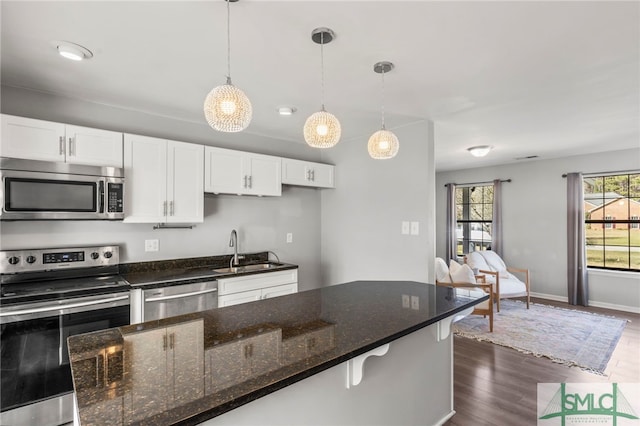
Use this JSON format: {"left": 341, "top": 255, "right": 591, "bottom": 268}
{"left": 57, "top": 41, "right": 93, "bottom": 61}
{"left": 467, "top": 145, "right": 493, "bottom": 157}
{"left": 303, "top": 28, "right": 341, "bottom": 149}
{"left": 204, "top": 0, "right": 252, "bottom": 133}
{"left": 368, "top": 61, "right": 399, "bottom": 160}
{"left": 278, "top": 106, "right": 296, "bottom": 116}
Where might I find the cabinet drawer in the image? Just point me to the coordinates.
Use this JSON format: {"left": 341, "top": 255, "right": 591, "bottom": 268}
{"left": 218, "top": 269, "right": 298, "bottom": 295}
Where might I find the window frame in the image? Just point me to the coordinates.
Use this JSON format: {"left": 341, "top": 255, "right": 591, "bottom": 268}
{"left": 455, "top": 184, "right": 494, "bottom": 256}
{"left": 583, "top": 173, "right": 640, "bottom": 272}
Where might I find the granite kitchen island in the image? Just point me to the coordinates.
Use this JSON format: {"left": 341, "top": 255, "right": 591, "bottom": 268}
{"left": 68, "top": 280, "right": 487, "bottom": 426}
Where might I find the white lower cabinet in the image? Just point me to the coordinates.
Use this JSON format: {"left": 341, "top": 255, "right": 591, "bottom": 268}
{"left": 217, "top": 269, "right": 298, "bottom": 308}
{"left": 122, "top": 319, "right": 204, "bottom": 423}
{"left": 204, "top": 325, "right": 281, "bottom": 395}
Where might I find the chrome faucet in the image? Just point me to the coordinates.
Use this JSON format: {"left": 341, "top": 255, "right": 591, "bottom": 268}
{"left": 229, "top": 229, "right": 240, "bottom": 267}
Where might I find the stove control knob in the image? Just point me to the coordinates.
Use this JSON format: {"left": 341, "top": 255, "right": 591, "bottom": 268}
{"left": 8, "top": 256, "right": 20, "bottom": 265}
{"left": 103, "top": 251, "right": 113, "bottom": 259}
{"left": 91, "top": 252, "right": 100, "bottom": 260}
{"left": 26, "top": 256, "right": 37, "bottom": 264}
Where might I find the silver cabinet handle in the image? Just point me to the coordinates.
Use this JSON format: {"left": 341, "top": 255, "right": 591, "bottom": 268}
{"left": 311, "top": 169, "right": 315, "bottom": 181}
{"left": 169, "top": 333, "right": 175, "bottom": 349}
{"left": 163, "top": 201, "right": 167, "bottom": 216}
{"left": 68, "top": 137, "right": 75, "bottom": 156}
{"left": 169, "top": 201, "right": 174, "bottom": 216}
{"left": 306, "top": 169, "right": 311, "bottom": 181}
{"left": 243, "top": 175, "right": 248, "bottom": 188}
{"left": 59, "top": 136, "right": 65, "bottom": 155}
{"left": 145, "top": 287, "right": 218, "bottom": 302}
{"left": 163, "top": 334, "right": 168, "bottom": 351}
{"left": 248, "top": 175, "right": 252, "bottom": 188}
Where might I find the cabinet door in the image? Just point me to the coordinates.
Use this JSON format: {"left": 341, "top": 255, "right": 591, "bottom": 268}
{"left": 218, "top": 270, "right": 298, "bottom": 295}
{"left": 204, "top": 147, "right": 245, "bottom": 194}
{"left": 245, "top": 154, "right": 281, "bottom": 196}
{"left": 166, "top": 141, "right": 204, "bottom": 223}
{"left": 123, "top": 134, "right": 168, "bottom": 223}
{"left": 281, "top": 158, "right": 334, "bottom": 188}
{"left": 204, "top": 341, "right": 246, "bottom": 395}
{"left": 0, "top": 114, "right": 65, "bottom": 161}
{"left": 261, "top": 283, "right": 298, "bottom": 300}
{"left": 308, "top": 162, "right": 334, "bottom": 188}
{"left": 247, "top": 330, "right": 281, "bottom": 376}
{"left": 65, "top": 125, "right": 123, "bottom": 167}
{"left": 167, "top": 320, "right": 204, "bottom": 406}
{"left": 123, "top": 327, "right": 169, "bottom": 424}
{"left": 218, "top": 289, "right": 262, "bottom": 307}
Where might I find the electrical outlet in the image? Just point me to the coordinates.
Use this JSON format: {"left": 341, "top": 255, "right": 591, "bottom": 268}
{"left": 410, "top": 221, "right": 420, "bottom": 235}
{"left": 286, "top": 233, "right": 293, "bottom": 243}
{"left": 145, "top": 239, "right": 159, "bottom": 252}
{"left": 401, "top": 221, "right": 410, "bottom": 235}
{"left": 411, "top": 295, "right": 419, "bottom": 310}
{"left": 402, "top": 294, "right": 410, "bottom": 308}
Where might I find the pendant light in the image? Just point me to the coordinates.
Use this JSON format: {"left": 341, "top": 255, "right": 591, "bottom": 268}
{"left": 304, "top": 28, "right": 341, "bottom": 148}
{"left": 204, "top": 0, "right": 252, "bottom": 133}
{"left": 368, "top": 61, "right": 399, "bottom": 159}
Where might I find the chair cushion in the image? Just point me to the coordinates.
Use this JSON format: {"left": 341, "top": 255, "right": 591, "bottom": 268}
{"left": 479, "top": 250, "right": 510, "bottom": 278}
{"left": 465, "top": 251, "right": 490, "bottom": 272}
{"left": 435, "top": 257, "right": 451, "bottom": 283}
{"left": 449, "top": 260, "right": 477, "bottom": 284}
{"left": 497, "top": 276, "right": 527, "bottom": 297}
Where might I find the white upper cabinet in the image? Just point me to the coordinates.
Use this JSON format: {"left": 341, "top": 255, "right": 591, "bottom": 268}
{"left": 1, "top": 114, "right": 123, "bottom": 167}
{"left": 281, "top": 158, "right": 334, "bottom": 188}
{"left": 205, "top": 146, "right": 281, "bottom": 196}
{"left": 124, "top": 134, "right": 203, "bottom": 223}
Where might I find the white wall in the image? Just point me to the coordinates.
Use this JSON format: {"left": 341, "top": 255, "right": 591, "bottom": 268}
{"left": 320, "top": 120, "right": 435, "bottom": 286}
{"left": 0, "top": 86, "right": 324, "bottom": 291}
{"left": 435, "top": 148, "right": 640, "bottom": 313}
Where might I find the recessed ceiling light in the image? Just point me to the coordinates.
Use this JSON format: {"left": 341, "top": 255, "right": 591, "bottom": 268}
{"left": 278, "top": 106, "right": 296, "bottom": 116}
{"left": 57, "top": 41, "right": 93, "bottom": 61}
{"left": 467, "top": 145, "right": 492, "bottom": 157}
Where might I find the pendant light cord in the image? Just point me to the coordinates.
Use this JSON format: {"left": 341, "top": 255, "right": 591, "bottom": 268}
{"left": 226, "top": 0, "right": 232, "bottom": 84}
{"left": 381, "top": 68, "right": 386, "bottom": 129}
{"left": 320, "top": 32, "right": 325, "bottom": 110}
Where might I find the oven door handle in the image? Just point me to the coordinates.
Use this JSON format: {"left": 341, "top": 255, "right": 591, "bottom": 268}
{"left": 0, "top": 295, "right": 129, "bottom": 317}
{"left": 145, "top": 288, "right": 218, "bottom": 303}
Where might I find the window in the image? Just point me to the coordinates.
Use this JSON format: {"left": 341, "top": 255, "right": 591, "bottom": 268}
{"left": 583, "top": 173, "right": 640, "bottom": 271}
{"left": 455, "top": 185, "right": 493, "bottom": 256}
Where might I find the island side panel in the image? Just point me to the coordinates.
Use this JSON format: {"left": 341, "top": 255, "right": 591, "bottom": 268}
{"left": 200, "top": 321, "right": 453, "bottom": 426}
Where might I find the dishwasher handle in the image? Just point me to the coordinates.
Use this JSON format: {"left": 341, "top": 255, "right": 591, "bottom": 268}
{"left": 145, "top": 287, "right": 218, "bottom": 303}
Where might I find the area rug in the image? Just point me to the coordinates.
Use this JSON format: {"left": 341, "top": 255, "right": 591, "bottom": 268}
{"left": 452, "top": 299, "right": 628, "bottom": 374}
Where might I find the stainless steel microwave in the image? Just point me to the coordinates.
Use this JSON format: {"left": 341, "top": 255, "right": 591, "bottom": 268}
{"left": 0, "top": 157, "right": 124, "bottom": 220}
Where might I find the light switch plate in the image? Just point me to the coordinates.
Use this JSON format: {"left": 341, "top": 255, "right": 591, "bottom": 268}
{"left": 401, "top": 221, "right": 410, "bottom": 235}
{"left": 286, "top": 233, "right": 293, "bottom": 243}
{"left": 410, "top": 221, "right": 420, "bottom": 235}
{"left": 145, "top": 239, "right": 159, "bottom": 252}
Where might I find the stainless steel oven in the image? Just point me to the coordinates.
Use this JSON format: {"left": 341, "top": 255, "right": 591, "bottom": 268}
{"left": 0, "top": 245, "right": 130, "bottom": 426}
{"left": 0, "top": 157, "right": 124, "bottom": 221}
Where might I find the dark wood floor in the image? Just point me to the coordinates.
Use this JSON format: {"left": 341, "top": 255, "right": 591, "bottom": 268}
{"left": 444, "top": 297, "right": 640, "bottom": 426}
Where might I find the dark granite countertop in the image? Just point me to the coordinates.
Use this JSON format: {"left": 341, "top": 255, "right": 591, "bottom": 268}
{"left": 120, "top": 252, "right": 298, "bottom": 289}
{"left": 68, "top": 280, "right": 488, "bottom": 426}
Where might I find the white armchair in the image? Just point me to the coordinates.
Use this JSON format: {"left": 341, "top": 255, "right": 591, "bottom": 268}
{"left": 435, "top": 257, "right": 494, "bottom": 332}
{"left": 464, "top": 251, "right": 530, "bottom": 312}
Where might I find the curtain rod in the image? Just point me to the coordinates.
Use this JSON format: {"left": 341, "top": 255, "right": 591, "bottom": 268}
{"left": 444, "top": 179, "right": 511, "bottom": 187}
{"left": 562, "top": 169, "right": 640, "bottom": 178}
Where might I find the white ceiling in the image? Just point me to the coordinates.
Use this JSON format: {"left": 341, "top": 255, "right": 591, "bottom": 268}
{"left": 1, "top": 1, "right": 638, "bottom": 171}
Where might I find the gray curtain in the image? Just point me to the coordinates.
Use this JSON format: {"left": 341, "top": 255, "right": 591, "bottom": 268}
{"left": 567, "top": 172, "right": 589, "bottom": 306}
{"left": 492, "top": 179, "right": 503, "bottom": 257}
{"left": 445, "top": 183, "right": 457, "bottom": 262}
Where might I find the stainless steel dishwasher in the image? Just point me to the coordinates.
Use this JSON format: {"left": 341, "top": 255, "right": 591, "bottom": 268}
{"left": 142, "top": 280, "right": 218, "bottom": 321}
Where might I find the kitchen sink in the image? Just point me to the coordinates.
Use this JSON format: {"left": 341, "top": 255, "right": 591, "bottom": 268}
{"left": 212, "top": 263, "right": 284, "bottom": 274}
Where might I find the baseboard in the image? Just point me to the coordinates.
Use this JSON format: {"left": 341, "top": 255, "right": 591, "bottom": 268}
{"left": 531, "top": 292, "right": 640, "bottom": 314}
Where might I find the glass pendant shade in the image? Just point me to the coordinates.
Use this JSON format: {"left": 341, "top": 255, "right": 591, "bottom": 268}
{"left": 368, "top": 128, "right": 399, "bottom": 159}
{"left": 304, "top": 109, "right": 341, "bottom": 148}
{"left": 204, "top": 79, "right": 252, "bottom": 132}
